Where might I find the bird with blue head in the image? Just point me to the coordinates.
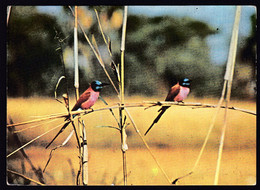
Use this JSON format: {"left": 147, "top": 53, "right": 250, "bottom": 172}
{"left": 71, "top": 80, "right": 109, "bottom": 111}
{"left": 46, "top": 80, "right": 109, "bottom": 149}
{"left": 144, "top": 78, "right": 191, "bottom": 136}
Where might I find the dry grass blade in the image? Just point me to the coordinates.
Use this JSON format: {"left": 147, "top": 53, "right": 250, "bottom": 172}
{"left": 91, "top": 34, "right": 101, "bottom": 58}
{"left": 55, "top": 76, "right": 66, "bottom": 105}
{"left": 214, "top": 6, "right": 242, "bottom": 185}
{"left": 7, "top": 113, "right": 69, "bottom": 127}
{"left": 94, "top": 8, "right": 112, "bottom": 56}
{"left": 99, "top": 95, "right": 120, "bottom": 127}
{"left": 43, "top": 130, "right": 74, "bottom": 173}
{"left": 8, "top": 117, "right": 46, "bottom": 184}
{"left": 7, "top": 120, "right": 69, "bottom": 158}
{"left": 124, "top": 108, "right": 172, "bottom": 184}
{"left": 96, "top": 125, "right": 120, "bottom": 131}
{"left": 7, "top": 169, "right": 45, "bottom": 186}
{"left": 107, "top": 36, "right": 112, "bottom": 55}
{"left": 110, "top": 60, "right": 120, "bottom": 82}
{"left": 95, "top": 8, "right": 120, "bottom": 81}
{"left": 13, "top": 118, "right": 59, "bottom": 134}
{"left": 68, "top": 6, "right": 119, "bottom": 95}
{"left": 143, "top": 101, "right": 256, "bottom": 115}
{"left": 7, "top": 101, "right": 255, "bottom": 128}
{"left": 172, "top": 74, "right": 228, "bottom": 184}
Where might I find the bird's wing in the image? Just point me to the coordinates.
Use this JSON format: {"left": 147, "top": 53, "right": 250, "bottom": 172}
{"left": 72, "top": 91, "right": 91, "bottom": 111}
{"left": 165, "top": 84, "right": 180, "bottom": 101}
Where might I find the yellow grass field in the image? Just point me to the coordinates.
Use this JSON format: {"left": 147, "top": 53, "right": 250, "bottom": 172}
{"left": 6, "top": 96, "right": 256, "bottom": 185}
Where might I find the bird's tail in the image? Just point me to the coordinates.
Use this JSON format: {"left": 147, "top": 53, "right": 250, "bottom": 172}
{"left": 45, "top": 119, "right": 71, "bottom": 149}
{"left": 144, "top": 106, "right": 170, "bottom": 136}
{"left": 45, "top": 110, "right": 80, "bottom": 149}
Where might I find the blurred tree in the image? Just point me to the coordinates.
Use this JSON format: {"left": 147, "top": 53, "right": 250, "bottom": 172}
{"left": 9, "top": 6, "right": 254, "bottom": 99}
{"left": 123, "top": 15, "right": 222, "bottom": 97}
{"left": 7, "top": 6, "right": 63, "bottom": 96}
{"left": 232, "top": 13, "right": 256, "bottom": 99}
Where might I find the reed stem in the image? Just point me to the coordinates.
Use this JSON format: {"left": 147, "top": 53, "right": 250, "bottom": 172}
{"left": 120, "top": 6, "right": 128, "bottom": 185}
{"left": 214, "top": 6, "right": 241, "bottom": 185}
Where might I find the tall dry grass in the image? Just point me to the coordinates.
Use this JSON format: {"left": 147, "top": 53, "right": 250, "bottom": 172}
{"left": 6, "top": 96, "right": 256, "bottom": 185}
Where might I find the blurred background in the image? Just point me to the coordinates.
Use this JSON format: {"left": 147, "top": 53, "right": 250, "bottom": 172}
{"left": 6, "top": 6, "right": 256, "bottom": 185}
{"left": 7, "top": 6, "right": 256, "bottom": 99}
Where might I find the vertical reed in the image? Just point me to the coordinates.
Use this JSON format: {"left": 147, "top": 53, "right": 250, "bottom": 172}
{"left": 73, "top": 6, "right": 88, "bottom": 185}
{"left": 120, "top": 6, "right": 128, "bottom": 185}
{"left": 172, "top": 6, "right": 242, "bottom": 185}
{"left": 214, "top": 6, "right": 241, "bottom": 185}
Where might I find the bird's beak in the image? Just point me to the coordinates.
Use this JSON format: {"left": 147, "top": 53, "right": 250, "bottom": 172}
{"left": 101, "top": 83, "right": 110, "bottom": 86}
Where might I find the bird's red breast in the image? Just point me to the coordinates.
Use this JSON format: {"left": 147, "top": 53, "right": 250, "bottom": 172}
{"left": 72, "top": 87, "right": 100, "bottom": 111}
{"left": 174, "top": 86, "right": 190, "bottom": 102}
{"left": 165, "top": 82, "right": 190, "bottom": 102}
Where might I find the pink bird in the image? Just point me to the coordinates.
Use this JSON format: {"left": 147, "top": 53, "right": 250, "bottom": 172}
{"left": 144, "top": 78, "right": 191, "bottom": 136}
{"left": 46, "top": 80, "right": 109, "bottom": 148}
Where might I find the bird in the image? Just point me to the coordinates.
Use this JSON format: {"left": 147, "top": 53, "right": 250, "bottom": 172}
{"left": 144, "top": 78, "right": 191, "bottom": 136}
{"left": 46, "top": 80, "right": 109, "bottom": 149}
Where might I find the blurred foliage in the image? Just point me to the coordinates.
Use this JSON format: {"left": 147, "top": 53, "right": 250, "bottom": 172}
{"left": 124, "top": 15, "right": 222, "bottom": 97}
{"left": 7, "top": 6, "right": 256, "bottom": 99}
{"left": 7, "top": 6, "right": 63, "bottom": 96}
{"left": 232, "top": 13, "right": 256, "bottom": 99}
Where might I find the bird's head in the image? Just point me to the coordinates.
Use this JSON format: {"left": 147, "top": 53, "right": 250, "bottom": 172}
{"left": 91, "top": 80, "right": 109, "bottom": 92}
{"left": 179, "top": 78, "right": 191, "bottom": 87}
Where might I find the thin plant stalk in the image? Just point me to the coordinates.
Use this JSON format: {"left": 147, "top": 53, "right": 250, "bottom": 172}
{"left": 74, "top": 6, "right": 79, "bottom": 100}
{"left": 81, "top": 120, "right": 88, "bottom": 185}
{"left": 7, "top": 121, "right": 69, "bottom": 158}
{"left": 173, "top": 80, "right": 227, "bottom": 183}
{"left": 43, "top": 130, "right": 74, "bottom": 173}
{"left": 68, "top": 6, "right": 119, "bottom": 95}
{"left": 125, "top": 108, "right": 172, "bottom": 184}
{"left": 54, "top": 31, "right": 82, "bottom": 152}
{"left": 80, "top": 5, "right": 175, "bottom": 181}
{"left": 7, "top": 5, "right": 249, "bottom": 186}
{"left": 73, "top": 6, "right": 84, "bottom": 185}
{"left": 94, "top": 9, "right": 112, "bottom": 57}
{"left": 7, "top": 101, "right": 255, "bottom": 129}
{"left": 7, "top": 169, "right": 45, "bottom": 186}
{"left": 214, "top": 6, "right": 241, "bottom": 185}
{"left": 119, "top": 6, "right": 128, "bottom": 185}
{"left": 66, "top": 7, "right": 254, "bottom": 184}
{"left": 173, "top": 6, "right": 242, "bottom": 184}
{"left": 73, "top": 6, "right": 88, "bottom": 185}
{"left": 13, "top": 118, "right": 59, "bottom": 134}
{"left": 8, "top": 118, "right": 45, "bottom": 184}
{"left": 192, "top": 80, "right": 227, "bottom": 172}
